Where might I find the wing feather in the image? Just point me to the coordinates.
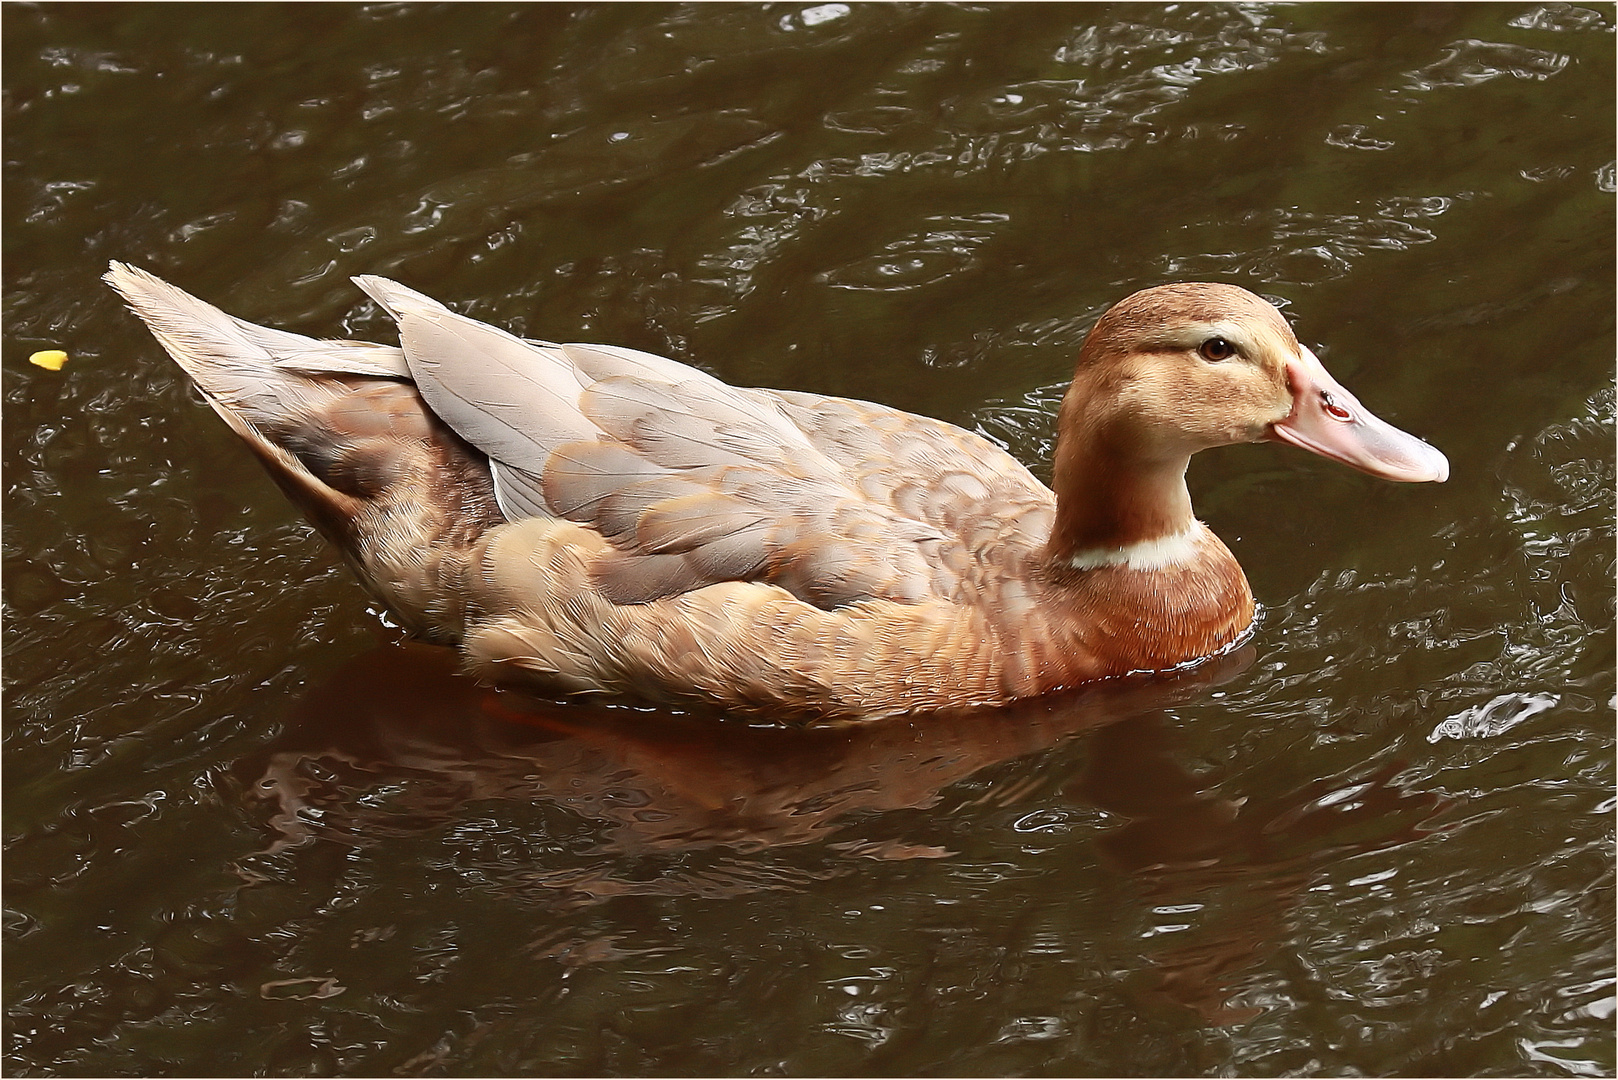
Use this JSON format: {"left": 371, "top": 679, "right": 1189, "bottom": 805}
{"left": 352, "top": 276, "right": 596, "bottom": 475}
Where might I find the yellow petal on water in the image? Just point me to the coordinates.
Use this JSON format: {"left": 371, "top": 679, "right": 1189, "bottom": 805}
{"left": 29, "top": 350, "right": 68, "bottom": 371}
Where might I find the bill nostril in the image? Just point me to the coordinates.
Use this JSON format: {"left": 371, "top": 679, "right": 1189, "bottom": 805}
{"left": 1321, "top": 390, "right": 1353, "bottom": 421}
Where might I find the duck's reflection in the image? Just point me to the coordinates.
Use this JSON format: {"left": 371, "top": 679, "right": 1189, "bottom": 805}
{"left": 235, "top": 642, "right": 1442, "bottom": 1025}
{"left": 244, "top": 642, "right": 1253, "bottom": 858}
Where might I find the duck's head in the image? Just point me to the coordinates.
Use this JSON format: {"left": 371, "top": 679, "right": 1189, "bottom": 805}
{"left": 1061, "top": 282, "right": 1448, "bottom": 482}
{"left": 1049, "top": 282, "right": 1447, "bottom": 559}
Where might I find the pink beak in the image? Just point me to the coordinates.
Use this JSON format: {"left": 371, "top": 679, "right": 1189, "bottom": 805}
{"left": 1270, "top": 348, "right": 1449, "bottom": 483}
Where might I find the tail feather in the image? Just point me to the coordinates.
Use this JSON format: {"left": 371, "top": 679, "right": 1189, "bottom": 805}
{"left": 103, "top": 261, "right": 408, "bottom": 419}
{"left": 102, "top": 265, "right": 449, "bottom": 482}
{"left": 106, "top": 261, "right": 505, "bottom": 638}
{"left": 104, "top": 261, "right": 377, "bottom": 532}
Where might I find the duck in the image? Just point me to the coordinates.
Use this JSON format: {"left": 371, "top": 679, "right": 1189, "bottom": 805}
{"left": 105, "top": 262, "right": 1447, "bottom": 719}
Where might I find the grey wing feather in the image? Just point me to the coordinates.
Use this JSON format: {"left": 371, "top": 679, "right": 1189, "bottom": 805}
{"left": 562, "top": 342, "right": 724, "bottom": 387}
{"left": 490, "top": 462, "right": 554, "bottom": 522}
{"left": 609, "top": 491, "right": 765, "bottom": 554}
{"left": 580, "top": 376, "right": 822, "bottom": 470}
{"left": 539, "top": 441, "right": 676, "bottom": 520}
{"left": 273, "top": 344, "right": 412, "bottom": 379}
{"left": 351, "top": 275, "right": 597, "bottom": 476}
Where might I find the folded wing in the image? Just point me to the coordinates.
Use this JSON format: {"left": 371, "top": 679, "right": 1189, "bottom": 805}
{"left": 353, "top": 276, "right": 960, "bottom": 607}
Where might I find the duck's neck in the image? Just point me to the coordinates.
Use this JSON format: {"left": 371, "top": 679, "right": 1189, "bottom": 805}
{"left": 1045, "top": 438, "right": 1198, "bottom": 570}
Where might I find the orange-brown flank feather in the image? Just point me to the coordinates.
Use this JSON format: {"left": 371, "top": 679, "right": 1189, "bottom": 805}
{"left": 105, "top": 266, "right": 1443, "bottom": 719}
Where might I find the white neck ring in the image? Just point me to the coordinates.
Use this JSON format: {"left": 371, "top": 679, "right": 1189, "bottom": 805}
{"left": 1065, "top": 522, "right": 1201, "bottom": 571}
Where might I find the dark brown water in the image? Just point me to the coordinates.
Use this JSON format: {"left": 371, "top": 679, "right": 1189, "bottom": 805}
{"left": 4, "top": 3, "right": 1613, "bottom": 1076}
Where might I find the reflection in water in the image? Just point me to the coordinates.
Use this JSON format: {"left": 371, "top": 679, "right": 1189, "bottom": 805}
{"left": 238, "top": 641, "right": 1445, "bottom": 1024}
{"left": 242, "top": 642, "right": 1252, "bottom": 866}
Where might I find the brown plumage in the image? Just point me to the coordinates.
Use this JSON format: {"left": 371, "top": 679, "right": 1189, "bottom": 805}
{"left": 105, "top": 263, "right": 1447, "bottom": 719}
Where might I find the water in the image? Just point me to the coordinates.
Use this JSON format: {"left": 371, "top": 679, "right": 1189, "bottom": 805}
{"left": 4, "top": 3, "right": 1613, "bottom": 1075}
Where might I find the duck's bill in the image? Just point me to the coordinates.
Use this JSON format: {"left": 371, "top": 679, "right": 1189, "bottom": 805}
{"left": 1269, "top": 348, "right": 1449, "bottom": 483}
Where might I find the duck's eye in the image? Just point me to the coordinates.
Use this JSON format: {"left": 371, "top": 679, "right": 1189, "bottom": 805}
{"left": 1198, "top": 337, "right": 1236, "bottom": 362}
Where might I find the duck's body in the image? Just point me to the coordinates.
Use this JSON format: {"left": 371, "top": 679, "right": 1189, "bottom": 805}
{"left": 106, "top": 263, "right": 1446, "bottom": 719}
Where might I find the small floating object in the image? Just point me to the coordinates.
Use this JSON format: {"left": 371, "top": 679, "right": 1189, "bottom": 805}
{"left": 259, "top": 976, "right": 345, "bottom": 1001}
{"left": 28, "top": 349, "right": 68, "bottom": 371}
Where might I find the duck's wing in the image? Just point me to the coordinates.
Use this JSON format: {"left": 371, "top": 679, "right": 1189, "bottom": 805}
{"left": 353, "top": 276, "right": 964, "bottom": 609}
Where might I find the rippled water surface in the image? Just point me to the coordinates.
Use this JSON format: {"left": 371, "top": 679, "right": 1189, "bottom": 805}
{"left": 5, "top": 4, "right": 1614, "bottom": 1076}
